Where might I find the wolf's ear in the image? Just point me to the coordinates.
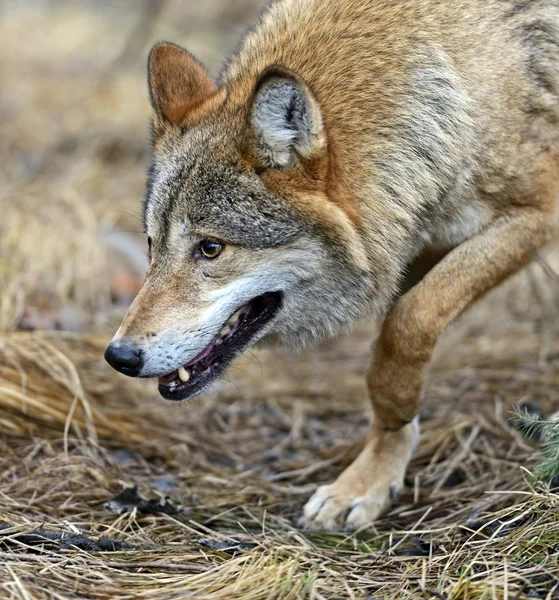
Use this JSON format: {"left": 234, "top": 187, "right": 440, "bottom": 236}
{"left": 248, "top": 66, "right": 325, "bottom": 168}
{"left": 148, "top": 42, "right": 217, "bottom": 126}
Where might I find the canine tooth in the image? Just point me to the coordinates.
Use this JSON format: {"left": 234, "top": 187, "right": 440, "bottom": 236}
{"left": 220, "top": 325, "right": 229, "bottom": 337}
{"left": 178, "top": 366, "right": 190, "bottom": 383}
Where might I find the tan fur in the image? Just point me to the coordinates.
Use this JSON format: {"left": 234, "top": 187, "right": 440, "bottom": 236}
{"left": 108, "top": 0, "right": 559, "bottom": 530}
{"left": 148, "top": 43, "right": 218, "bottom": 126}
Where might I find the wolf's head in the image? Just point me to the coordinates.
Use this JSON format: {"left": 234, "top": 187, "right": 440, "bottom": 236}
{"left": 105, "top": 43, "right": 380, "bottom": 401}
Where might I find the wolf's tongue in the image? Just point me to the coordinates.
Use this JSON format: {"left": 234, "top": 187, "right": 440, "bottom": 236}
{"left": 185, "top": 338, "right": 216, "bottom": 366}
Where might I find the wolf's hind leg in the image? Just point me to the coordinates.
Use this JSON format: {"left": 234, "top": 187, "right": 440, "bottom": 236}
{"left": 300, "top": 204, "right": 556, "bottom": 531}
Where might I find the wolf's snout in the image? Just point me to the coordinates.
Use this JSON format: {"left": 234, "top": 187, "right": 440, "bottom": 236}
{"left": 104, "top": 339, "right": 143, "bottom": 377}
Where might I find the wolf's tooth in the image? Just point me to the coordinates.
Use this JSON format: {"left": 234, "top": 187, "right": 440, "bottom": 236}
{"left": 220, "top": 325, "right": 229, "bottom": 337}
{"left": 227, "top": 309, "right": 243, "bottom": 326}
{"left": 178, "top": 366, "right": 190, "bottom": 383}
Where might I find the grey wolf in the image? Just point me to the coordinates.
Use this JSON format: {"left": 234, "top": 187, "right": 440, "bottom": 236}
{"left": 105, "top": 0, "right": 559, "bottom": 531}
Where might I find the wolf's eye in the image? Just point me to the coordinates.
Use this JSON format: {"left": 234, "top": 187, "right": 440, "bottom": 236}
{"left": 199, "top": 240, "right": 224, "bottom": 259}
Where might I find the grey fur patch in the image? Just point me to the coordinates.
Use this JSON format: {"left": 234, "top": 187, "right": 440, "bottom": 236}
{"left": 517, "top": 10, "right": 559, "bottom": 118}
{"left": 250, "top": 75, "right": 323, "bottom": 167}
{"left": 144, "top": 126, "right": 306, "bottom": 250}
{"left": 184, "top": 164, "right": 305, "bottom": 248}
{"left": 366, "top": 44, "right": 477, "bottom": 264}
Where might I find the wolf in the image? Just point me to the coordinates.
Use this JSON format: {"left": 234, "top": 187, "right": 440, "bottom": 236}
{"left": 105, "top": 0, "right": 559, "bottom": 531}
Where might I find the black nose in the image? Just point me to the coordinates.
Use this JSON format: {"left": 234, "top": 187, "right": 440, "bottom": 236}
{"left": 104, "top": 340, "right": 142, "bottom": 377}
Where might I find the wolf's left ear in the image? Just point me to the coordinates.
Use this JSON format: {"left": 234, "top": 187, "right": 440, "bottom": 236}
{"left": 248, "top": 66, "right": 325, "bottom": 168}
{"left": 148, "top": 42, "right": 217, "bottom": 126}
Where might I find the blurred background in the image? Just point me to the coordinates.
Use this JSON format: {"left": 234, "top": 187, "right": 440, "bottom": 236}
{"left": 0, "top": 2, "right": 558, "bottom": 598}
{"left": 1, "top": 0, "right": 266, "bottom": 335}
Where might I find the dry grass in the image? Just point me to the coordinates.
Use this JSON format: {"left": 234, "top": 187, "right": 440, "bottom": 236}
{"left": 1, "top": 2, "right": 558, "bottom": 599}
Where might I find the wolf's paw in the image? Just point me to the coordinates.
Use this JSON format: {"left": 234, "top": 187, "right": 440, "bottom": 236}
{"left": 298, "top": 480, "right": 399, "bottom": 532}
{"left": 298, "top": 420, "right": 419, "bottom": 532}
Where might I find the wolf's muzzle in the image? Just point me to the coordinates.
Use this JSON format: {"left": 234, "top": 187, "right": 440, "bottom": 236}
{"left": 104, "top": 340, "right": 143, "bottom": 377}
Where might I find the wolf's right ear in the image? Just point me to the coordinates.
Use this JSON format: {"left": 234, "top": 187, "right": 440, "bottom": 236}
{"left": 148, "top": 42, "right": 217, "bottom": 126}
{"left": 247, "top": 66, "right": 326, "bottom": 168}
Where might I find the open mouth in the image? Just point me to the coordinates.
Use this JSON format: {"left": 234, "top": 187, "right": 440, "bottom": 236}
{"left": 157, "top": 291, "right": 283, "bottom": 401}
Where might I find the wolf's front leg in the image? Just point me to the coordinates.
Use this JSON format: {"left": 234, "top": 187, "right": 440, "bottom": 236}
{"left": 300, "top": 417, "right": 419, "bottom": 531}
{"left": 301, "top": 206, "right": 555, "bottom": 531}
{"left": 299, "top": 318, "right": 423, "bottom": 532}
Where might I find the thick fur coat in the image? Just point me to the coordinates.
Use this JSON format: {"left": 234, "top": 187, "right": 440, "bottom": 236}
{"left": 105, "top": 0, "right": 559, "bottom": 530}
